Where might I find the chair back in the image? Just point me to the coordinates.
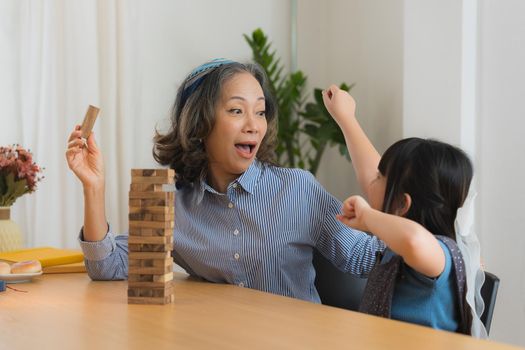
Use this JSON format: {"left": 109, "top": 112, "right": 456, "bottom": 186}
{"left": 313, "top": 249, "right": 367, "bottom": 311}
{"left": 480, "top": 271, "right": 500, "bottom": 334}
{"left": 314, "top": 249, "right": 500, "bottom": 335}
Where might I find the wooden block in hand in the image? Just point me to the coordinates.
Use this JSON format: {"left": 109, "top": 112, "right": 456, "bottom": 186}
{"left": 80, "top": 105, "right": 100, "bottom": 139}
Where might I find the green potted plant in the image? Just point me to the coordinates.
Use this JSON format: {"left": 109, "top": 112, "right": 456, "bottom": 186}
{"left": 244, "top": 28, "right": 352, "bottom": 175}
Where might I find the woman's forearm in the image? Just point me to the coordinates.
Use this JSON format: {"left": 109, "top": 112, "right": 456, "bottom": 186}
{"left": 83, "top": 184, "right": 108, "bottom": 241}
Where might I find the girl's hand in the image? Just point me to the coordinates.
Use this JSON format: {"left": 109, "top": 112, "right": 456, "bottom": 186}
{"left": 322, "top": 85, "right": 356, "bottom": 126}
{"left": 65, "top": 126, "right": 105, "bottom": 190}
{"left": 336, "top": 195, "right": 372, "bottom": 232}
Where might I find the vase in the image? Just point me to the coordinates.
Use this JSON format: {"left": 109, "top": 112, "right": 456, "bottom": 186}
{"left": 0, "top": 206, "right": 24, "bottom": 252}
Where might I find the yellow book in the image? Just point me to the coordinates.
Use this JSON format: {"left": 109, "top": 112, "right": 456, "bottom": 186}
{"left": 42, "top": 262, "right": 86, "bottom": 274}
{"left": 0, "top": 247, "right": 84, "bottom": 267}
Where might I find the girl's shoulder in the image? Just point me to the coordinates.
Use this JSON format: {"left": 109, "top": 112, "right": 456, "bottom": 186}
{"left": 399, "top": 239, "right": 454, "bottom": 287}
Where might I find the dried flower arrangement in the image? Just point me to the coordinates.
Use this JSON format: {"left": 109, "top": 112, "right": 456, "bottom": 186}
{"left": 0, "top": 145, "right": 44, "bottom": 207}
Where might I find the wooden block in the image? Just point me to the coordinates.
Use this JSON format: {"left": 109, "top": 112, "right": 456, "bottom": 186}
{"left": 129, "top": 251, "right": 171, "bottom": 260}
{"left": 128, "top": 272, "right": 173, "bottom": 283}
{"left": 128, "top": 168, "right": 176, "bottom": 306}
{"left": 128, "top": 228, "right": 173, "bottom": 237}
{"left": 128, "top": 235, "right": 172, "bottom": 245}
{"left": 129, "top": 198, "right": 173, "bottom": 207}
{"left": 129, "top": 206, "right": 172, "bottom": 215}
{"left": 128, "top": 211, "right": 175, "bottom": 222}
{"left": 129, "top": 212, "right": 154, "bottom": 222}
{"left": 80, "top": 105, "right": 100, "bottom": 139}
{"left": 131, "top": 169, "right": 175, "bottom": 178}
{"left": 131, "top": 176, "right": 175, "bottom": 185}
{"left": 128, "top": 264, "right": 173, "bottom": 275}
{"left": 128, "top": 281, "right": 173, "bottom": 288}
{"left": 129, "top": 220, "right": 174, "bottom": 230}
{"left": 130, "top": 183, "right": 165, "bottom": 192}
{"left": 129, "top": 258, "right": 172, "bottom": 268}
{"left": 128, "top": 243, "right": 173, "bottom": 252}
{"left": 129, "top": 199, "right": 142, "bottom": 207}
{"left": 129, "top": 191, "right": 174, "bottom": 200}
{"left": 128, "top": 294, "right": 174, "bottom": 305}
{"left": 128, "top": 284, "right": 173, "bottom": 298}
{"left": 153, "top": 213, "right": 175, "bottom": 221}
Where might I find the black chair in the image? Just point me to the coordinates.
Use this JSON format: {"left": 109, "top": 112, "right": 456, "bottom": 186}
{"left": 480, "top": 271, "right": 500, "bottom": 334}
{"left": 314, "top": 249, "right": 500, "bottom": 334}
{"left": 313, "top": 249, "right": 367, "bottom": 311}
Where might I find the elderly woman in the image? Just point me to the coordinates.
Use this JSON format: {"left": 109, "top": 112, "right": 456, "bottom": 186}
{"left": 66, "top": 59, "right": 384, "bottom": 302}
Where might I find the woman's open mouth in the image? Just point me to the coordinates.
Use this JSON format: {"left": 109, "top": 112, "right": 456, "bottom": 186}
{"left": 235, "top": 143, "right": 256, "bottom": 158}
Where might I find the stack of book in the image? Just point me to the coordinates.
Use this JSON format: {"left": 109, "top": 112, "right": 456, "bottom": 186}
{"left": 0, "top": 247, "right": 85, "bottom": 273}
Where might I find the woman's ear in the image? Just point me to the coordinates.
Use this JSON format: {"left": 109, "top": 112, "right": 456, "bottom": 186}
{"left": 397, "top": 193, "right": 412, "bottom": 216}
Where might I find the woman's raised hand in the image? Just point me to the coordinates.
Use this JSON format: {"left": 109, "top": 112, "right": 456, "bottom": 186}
{"left": 65, "top": 126, "right": 105, "bottom": 190}
{"left": 322, "top": 85, "right": 356, "bottom": 127}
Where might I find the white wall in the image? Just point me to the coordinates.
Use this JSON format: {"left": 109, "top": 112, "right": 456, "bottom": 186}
{"left": 302, "top": 0, "right": 524, "bottom": 346}
{"left": 477, "top": 0, "right": 525, "bottom": 345}
{"left": 403, "top": 0, "right": 525, "bottom": 346}
{"left": 298, "top": 0, "right": 404, "bottom": 200}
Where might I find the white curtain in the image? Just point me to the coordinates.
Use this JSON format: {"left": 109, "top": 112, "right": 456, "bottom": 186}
{"left": 0, "top": 0, "right": 139, "bottom": 247}
{"left": 0, "top": 0, "right": 290, "bottom": 249}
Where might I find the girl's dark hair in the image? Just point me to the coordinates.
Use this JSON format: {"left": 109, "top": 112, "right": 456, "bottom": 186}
{"left": 378, "top": 138, "right": 473, "bottom": 240}
{"left": 153, "top": 62, "right": 278, "bottom": 187}
{"left": 379, "top": 137, "right": 474, "bottom": 335}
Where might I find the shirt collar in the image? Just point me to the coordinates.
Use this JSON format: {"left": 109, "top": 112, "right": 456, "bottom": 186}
{"left": 194, "top": 159, "right": 263, "bottom": 204}
{"left": 235, "top": 159, "right": 263, "bottom": 194}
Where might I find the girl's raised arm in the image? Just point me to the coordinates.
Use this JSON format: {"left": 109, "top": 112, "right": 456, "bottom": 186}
{"left": 322, "top": 86, "right": 380, "bottom": 200}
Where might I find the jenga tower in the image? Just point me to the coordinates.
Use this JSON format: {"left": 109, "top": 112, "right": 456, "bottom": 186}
{"left": 128, "top": 169, "right": 176, "bottom": 304}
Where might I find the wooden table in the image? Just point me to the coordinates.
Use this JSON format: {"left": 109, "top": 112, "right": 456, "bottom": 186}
{"left": 0, "top": 273, "right": 520, "bottom": 349}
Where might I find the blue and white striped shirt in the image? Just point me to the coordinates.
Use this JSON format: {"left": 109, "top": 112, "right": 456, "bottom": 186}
{"left": 79, "top": 160, "right": 385, "bottom": 302}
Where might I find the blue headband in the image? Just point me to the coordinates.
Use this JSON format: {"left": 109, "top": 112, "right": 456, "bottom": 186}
{"left": 180, "top": 58, "right": 236, "bottom": 107}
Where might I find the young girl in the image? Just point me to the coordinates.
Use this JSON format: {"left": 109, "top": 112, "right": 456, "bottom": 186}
{"left": 65, "top": 60, "right": 385, "bottom": 303}
{"left": 322, "top": 85, "right": 485, "bottom": 336}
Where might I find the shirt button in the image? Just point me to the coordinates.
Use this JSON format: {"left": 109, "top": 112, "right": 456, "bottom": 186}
{"left": 232, "top": 183, "right": 238, "bottom": 188}
{"left": 234, "top": 253, "right": 240, "bottom": 260}
{"left": 238, "top": 282, "right": 244, "bottom": 287}
{"left": 233, "top": 229, "right": 239, "bottom": 236}
{"left": 228, "top": 202, "right": 234, "bottom": 208}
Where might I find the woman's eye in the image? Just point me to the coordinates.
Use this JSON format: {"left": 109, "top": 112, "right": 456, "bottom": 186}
{"left": 229, "top": 108, "right": 242, "bottom": 114}
{"left": 257, "top": 110, "right": 266, "bottom": 117}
